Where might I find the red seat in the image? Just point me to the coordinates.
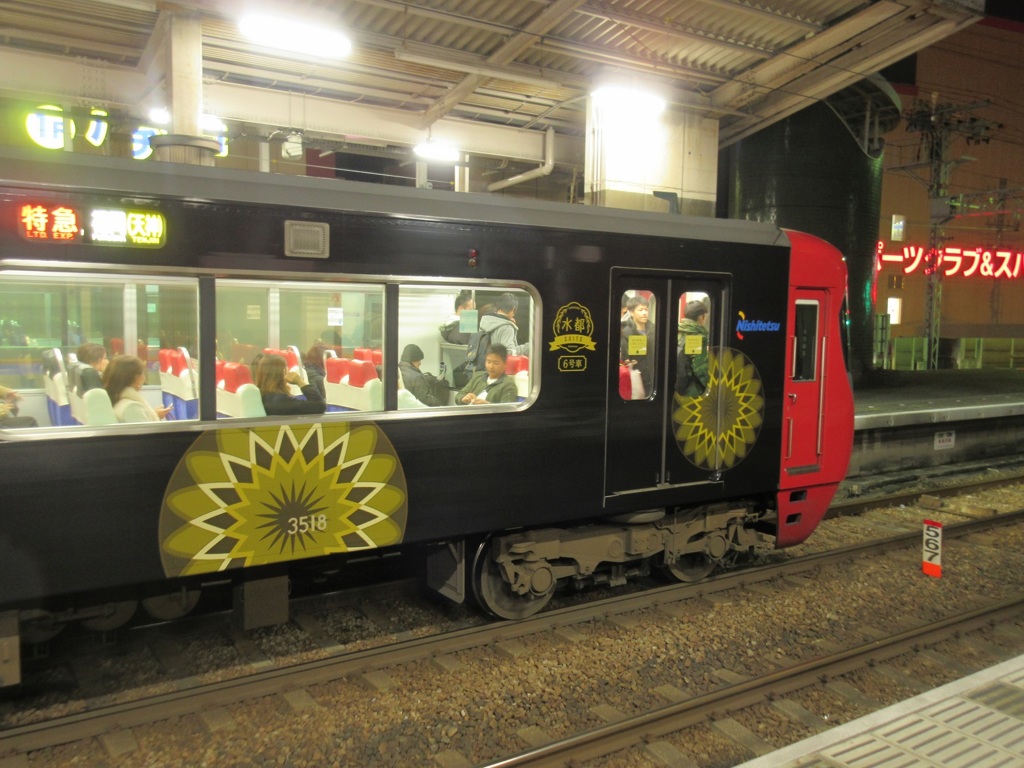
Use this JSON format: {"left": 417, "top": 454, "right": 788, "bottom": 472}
{"left": 348, "top": 359, "right": 378, "bottom": 388}
{"left": 169, "top": 349, "right": 187, "bottom": 376}
{"left": 353, "top": 347, "right": 373, "bottom": 362}
{"left": 325, "top": 356, "right": 350, "bottom": 384}
{"left": 507, "top": 355, "right": 529, "bottom": 374}
{"left": 159, "top": 348, "right": 173, "bottom": 373}
{"left": 216, "top": 359, "right": 226, "bottom": 384}
{"left": 222, "top": 362, "right": 253, "bottom": 393}
{"left": 371, "top": 348, "right": 383, "bottom": 366}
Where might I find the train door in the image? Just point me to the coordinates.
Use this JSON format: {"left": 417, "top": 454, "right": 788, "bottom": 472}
{"left": 605, "top": 271, "right": 723, "bottom": 501}
{"left": 782, "top": 291, "right": 826, "bottom": 475}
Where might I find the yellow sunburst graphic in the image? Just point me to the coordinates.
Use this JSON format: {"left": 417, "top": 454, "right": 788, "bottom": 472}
{"left": 672, "top": 347, "right": 764, "bottom": 471}
{"left": 159, "top": 423, "right": 408, "bottom": 577}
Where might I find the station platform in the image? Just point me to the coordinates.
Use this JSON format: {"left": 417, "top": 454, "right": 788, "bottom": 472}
{"left": 854, "top": 369, "right": 1024, "bottom": 430}
{"left": 735, "top": 653, "right": 1024, "bottom": 768}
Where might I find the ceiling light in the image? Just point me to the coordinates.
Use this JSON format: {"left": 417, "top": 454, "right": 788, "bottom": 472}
{"left": 591, "top": 85, "right": 666, "bottom": 116}
{"left": 414, "top": 139, "right": 460, "bottom": 163}
{"left": 240, "top": 14, "right": 352, "bottom": 58}
{"left": 201, "top": 114, "right": 227, "bottom": 133}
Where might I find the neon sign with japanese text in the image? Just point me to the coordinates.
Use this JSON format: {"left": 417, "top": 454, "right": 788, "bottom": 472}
{"left": 18, "top": 203, "right": 166, "bottom": 248}
{"left": 25, "top": 106, "right": 227, "bottom": 158}
{"left": 876, "top": 241, "right": 1024, "bottom": 279}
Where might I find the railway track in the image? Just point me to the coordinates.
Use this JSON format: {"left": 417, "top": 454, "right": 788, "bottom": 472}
{"left": 830, "top": 466, "right": 1024, "bottom": 517}
{"left": 3, "top": 506, "right": 1022, "bottom": 762}
{"left": 485, "top": 598, "right": 1024, "bottom": 767}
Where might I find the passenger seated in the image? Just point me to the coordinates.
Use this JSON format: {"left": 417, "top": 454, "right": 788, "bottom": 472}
{"left": 302, "top": 342, "right": 328, "bottom": 398}
{"left": 456, "top": 343, "right": 519, "bottom": 405}
{"left": 75, "top": 342, "right": 108, "bottom": 394}
{"left": 255, "top": 354, "right": 326, "bottom": 416}
{"left": 0, "top": 384, "right": 38, "bottom": 428}
{"left": 398, "top": 344, "right": 446, "bottom": 407}
{"left": 104, "top": 354, "right": 171, "bottom": 422}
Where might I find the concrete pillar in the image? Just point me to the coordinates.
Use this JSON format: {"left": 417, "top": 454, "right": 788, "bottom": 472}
{"left": 152, "top": 11, "right": 218, "bottom": 167}
{"left": 454, "top": 153, "right": 471, "bottom": 193}
{"left": 0, "top": 611, "right": 20, "bottom": 687}
{"left": 583, "top": 80, "right": 718, "bottom": 216}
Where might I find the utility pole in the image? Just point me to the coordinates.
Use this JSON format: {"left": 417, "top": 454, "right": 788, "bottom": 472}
{"left": 903, "top": 94, "right": 998, "bottom": 369}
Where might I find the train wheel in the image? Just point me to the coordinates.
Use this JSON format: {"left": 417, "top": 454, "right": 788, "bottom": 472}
{"left": 661, "top": 553, "right": 715, "bottom": 583}
{"left": 471, "top": 539, "right": 554, "bottom": 620}
{"left": 142, "top": 587, "right": 201, "bottom": 621}
{"left": 79, "top": 600, "right": 138, "bottom": 632}
{"left": 20, "top": 613, "right": 65, "bottom": 644}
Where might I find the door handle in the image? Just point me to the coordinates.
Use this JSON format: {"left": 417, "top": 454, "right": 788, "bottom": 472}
{"left": 788, "top": 393, "right": 797, "bottom": 403}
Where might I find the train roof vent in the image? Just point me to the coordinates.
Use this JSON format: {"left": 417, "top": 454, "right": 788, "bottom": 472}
{"left": 284, "top": 220, "right": 330, "bottom": 259}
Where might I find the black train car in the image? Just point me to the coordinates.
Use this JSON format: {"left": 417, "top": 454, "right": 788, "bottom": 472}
{"left": 0, "top": 147, "right": 853, "bottom": 683}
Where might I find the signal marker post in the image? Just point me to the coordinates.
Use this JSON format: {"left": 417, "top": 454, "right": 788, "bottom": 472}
{"left": 922, "top": 519, "right": 943, "bottom": 577}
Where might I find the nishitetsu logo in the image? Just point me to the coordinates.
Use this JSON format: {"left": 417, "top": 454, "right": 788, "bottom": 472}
{"left": 735, "top": 311, "right": 780, "bottom": 340}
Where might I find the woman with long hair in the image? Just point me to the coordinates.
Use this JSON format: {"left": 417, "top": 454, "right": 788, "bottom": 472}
{"left": 302, "top": 342, "right": 327, "bottom": 398}
{"left": 255, "top": 354, "right": 326, "bottom": 416}
{"left": 104, "top": 355, "right": 170, "bottom": 422}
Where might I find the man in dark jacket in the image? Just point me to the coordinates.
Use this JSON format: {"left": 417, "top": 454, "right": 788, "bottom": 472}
{"left": 398, "top": 344, "right": 446, "bottom": 406}
{"left": 439, "top": 290, "right": 475, "bottom": 345}
{"left": 75, "top": 342, "right": 108, "bottom": 394}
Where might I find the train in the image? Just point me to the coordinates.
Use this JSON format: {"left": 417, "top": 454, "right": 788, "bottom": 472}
{"left": 0, "top": 146, "right": 854, "bottom": 686}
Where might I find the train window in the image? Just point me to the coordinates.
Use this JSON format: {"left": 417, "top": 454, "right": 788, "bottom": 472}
{"left": 675, "top": 293, "right": 711, "bottom": 397}
{"left": 619, "top": 290, "right": 656, "bottom": 401}
{"left": 0, "top": 271, "right": 198, "bottom": 429}
{"left": 793, "top": 300, "right": 819, "bottom": 381}
{"left": 397, "top": 285, "right": 534, "bottom": 408}
{"left": 215, "top": 280, "right": 385, "bottom": 417}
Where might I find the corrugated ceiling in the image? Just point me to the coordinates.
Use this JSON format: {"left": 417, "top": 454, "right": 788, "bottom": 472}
{"left": 0, "top": 0, "right": 983, "bottom": 150}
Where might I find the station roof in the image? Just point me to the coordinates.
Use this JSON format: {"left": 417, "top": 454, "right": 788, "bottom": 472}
{"left": 0, "top": 0, "right": 983, "bottom": 157}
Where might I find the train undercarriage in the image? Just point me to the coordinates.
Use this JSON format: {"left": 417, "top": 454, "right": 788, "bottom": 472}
{"left": 1, "top": 502, "right": 773, "bottom": 688}
{"left": 430, "top": 501, "right": 775, "bottom": 619}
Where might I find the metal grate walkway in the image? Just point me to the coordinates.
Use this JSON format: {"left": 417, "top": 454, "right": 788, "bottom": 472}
{"left": 735, "top": 655, "right": 1024, "bottom": 768}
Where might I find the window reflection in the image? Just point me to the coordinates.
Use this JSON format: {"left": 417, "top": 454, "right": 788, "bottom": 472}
{"left": 215, "top": 281, "right": 386, "bottom": 417}
{"left": 0, "top": 273, "right": 197, "bottom": 427}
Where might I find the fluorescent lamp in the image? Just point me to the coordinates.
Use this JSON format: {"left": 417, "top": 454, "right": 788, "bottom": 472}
{"left": 591, "top": 85, "right": 666, "bottom": 116}
{"left": 414, "top": 139, "right": 460, "bottom": 163}
{"left": 240, "top": 14, "right": 352, "bottom": 58}
{"left": 201, "top": 114, "right": 227, "bottom": 133}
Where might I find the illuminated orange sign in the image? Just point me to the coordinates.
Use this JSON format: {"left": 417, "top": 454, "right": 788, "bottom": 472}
{"left": 20, "top": 204, "right": 79, "bottom": 241}
{"left": 18, "top": 203, "right": 165, "bottom": 247}
{"left": 877, "top": 241, "right": 1023, "bottom": 279}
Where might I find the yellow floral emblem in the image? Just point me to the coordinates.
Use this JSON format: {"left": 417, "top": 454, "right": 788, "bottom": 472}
{"left": 159, "top": 423, "right": 408, "bottom": 577}
{"left": 672, "top": 347, "right": 764, "bottom": 471}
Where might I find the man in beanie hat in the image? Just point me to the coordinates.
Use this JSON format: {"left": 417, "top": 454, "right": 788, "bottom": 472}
{"left": 399, "top": 343, "right": 446, "bottom": 407}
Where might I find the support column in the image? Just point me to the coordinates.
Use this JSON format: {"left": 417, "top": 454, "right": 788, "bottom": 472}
{"left": 152, "top": 11, "right": 218, "bottom": 166}
{"left": 454, "top": 153, "right": 471, "bottom": 193}
{"left": 0, "top": 611, "right": 20, "bottom": 687}
{"left": 583, "top": 75, "right": 718, "bottom": 215}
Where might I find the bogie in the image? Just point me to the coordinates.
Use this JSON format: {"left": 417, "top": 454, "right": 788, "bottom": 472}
{"left": 468, "top": 503, "right": 773, "bottom": 618}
